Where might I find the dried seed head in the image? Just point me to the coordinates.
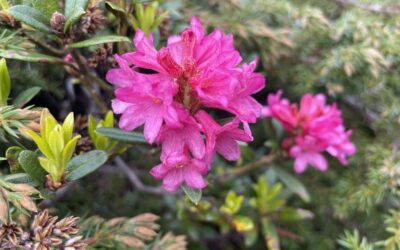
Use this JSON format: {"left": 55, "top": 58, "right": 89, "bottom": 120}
{"left": 0, "top": 221, "right": 23, "bottom": 247}
{"left": 157, "top": 232, "right": 187, "bottom": 250}
{"left": 134, "top": 226, "right": 158, "bottom": 240}
{"left": 106, "top": 217, "right": 126, "bottom": 227}
{"left": 54, "top": 216, "right": 80, "bottom": 238}
{"left": 64, "top": 235, "right": 87, "bottom": 250}
{"left": 132, "top": 213, "right": 159, "bottom": 224}
{"left": 50, "top": 12, "right": 65, "bottom": 34}
{"left": 117, "top": 235, "right": 145, "bottom": 248}
{"left": 75, "top": 1, "right": 106, "bottom": 36}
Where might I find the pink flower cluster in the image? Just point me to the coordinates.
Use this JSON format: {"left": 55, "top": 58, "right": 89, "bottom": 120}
{"left": 107, "top": 17, "right": 264, "bottom": 191}
{"left": 264, "top": 91, "right": 356, "bottom": 173}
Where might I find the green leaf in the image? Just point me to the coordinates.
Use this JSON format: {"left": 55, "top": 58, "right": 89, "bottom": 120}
{"left": 32, "top": 0, "right": 59, "bottom": 19}
{"left": 61, "top": 112, "right": 74, "bottom": 142}
{"left": 0, "top": 58, "right": 10, "bottom": 106}
{"left": 232, "top": 216, "right": 254, "bottom": 232}
{"left": 25, "top": 129, "right": 53, "bottom": 160}
{"left": 8, "top": 5, "right": 51, "bottom": 33}
{"left": 66, "top": 150, "right": 108, "bottom": 181}
{"left": 96, "top": 127, "right": 146, "bottom": 143}
{"left": 13, "top": 87, "right": 41, "bottom": 108}
{"left": 5, "top": 146, "right": 23, "bottom": 173}
{"left": 0, "top": 49, "right": 63, "bottom": 63}
{"left": 105, "top": 1, "right": 126, "bottom": 14}
{"left": 61, "top": 135, "right": 80, "bottom": 166}
{"left": 3, "top": 173, "right": 39, "bottom": 186}
{"left": 272, "top": 167, "right": 311, "bottom": 203}
{"left": 182, "top": 185, "right": 202, "bottom": 205}
{"left": 0, "top": 0, "right": 10, "bottom": 10}
{"left": 64, "top": 0, "right": 89, "bottom": 32}
{"left": 220, "top": 191, "right": 244, "bottom": 215}
{"left": 262, "top": 217, "right": 280, "bottom": 250}
{"left": 68, "top": 35, "right": 131, "bottom": 48}
{"left": 18, "top": 150, "right": 46, "bottom": 184}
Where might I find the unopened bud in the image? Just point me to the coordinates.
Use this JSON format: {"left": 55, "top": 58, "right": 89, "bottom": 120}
{"left": 50, "top": 12, "right": 65, "bottom": 34}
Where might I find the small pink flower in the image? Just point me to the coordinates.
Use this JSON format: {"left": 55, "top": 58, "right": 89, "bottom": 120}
{"left": 265, "top": 91, "right": 356, "bottom": 173}
{"left": 157, "top": 108, "right": 205, "bottom": 161}
{"left": 150, "top": 149, "right": 208, "bottom": 192}
{"left": 196, "top": 110, "right": 252, "bottom": 161}
{"left": 112, "top": 76, "right": 179, "bottom": 144}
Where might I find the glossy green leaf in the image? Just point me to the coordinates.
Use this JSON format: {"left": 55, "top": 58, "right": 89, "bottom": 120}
{"left": 272, "top": 167, "right": 311, "bottom": 203}
{"left": 0, "top": 58, "right": 10, "bottom": 106}
{"left": 18, "top": 150, "right": 46, "bottom": 184}
{"left": 105, "top": 1, "right": 126, "bottom": 14}
{"left": 64, "top": 0, "right": 89, "bottom": 32}
{"left": 0, "top": 49, "right": 63, "bottom": 63}
{"left": 182, "top": 185, "right": 202, "bottom": 205}
{"left": 96, "top": 127, "right": 146, "bottom": 143}
{"left": 8, "top": 5, "right": 51, "bottom": 33}
{"left": 68, "top": 35, "right": 131, "bottom": 48}
{"left": 66, "top": 150, "right": 108, "bottom": 181}
{"left": 3, "top": 173, "right": 39, "bottom": 186}
{"left": 13, "top": 87, "right": 41, "bottom": 108}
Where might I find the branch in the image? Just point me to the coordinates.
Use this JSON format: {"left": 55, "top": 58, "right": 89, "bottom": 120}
{"left": 333, "top": 0, "right": 400, "bottom": 15}
{"left": 114, "top": 156, "right": 167, "bottom": 196}
{"left": 215, "top": 153, "right": 281, "bottom": 182}
{"left": 21, "top": 31, "right": 65, "bottom": 57}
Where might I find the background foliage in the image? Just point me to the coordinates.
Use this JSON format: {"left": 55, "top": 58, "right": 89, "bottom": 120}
{"left": 1, "top": 0, "right": 400, "bottom": 249}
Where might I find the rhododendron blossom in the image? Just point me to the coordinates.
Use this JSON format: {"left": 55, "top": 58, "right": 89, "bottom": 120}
{"left": 264, "top": 91, "right": 356, "bottom": 173}
{"left": 107, "top": 17, "right": 265, "bottom": 191}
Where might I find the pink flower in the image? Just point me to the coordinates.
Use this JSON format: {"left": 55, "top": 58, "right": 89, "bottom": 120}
{"left": 112, "top": 76, "right": 179, "bottom": 144}
{"left": 107, "top": 16, "right": 265, "bottom": 191}
{"left": 157, "top": 109, "right": 205, "bottom": 161}
{"left": 265, "top": 91, "right": 356, "bottom": 173}
{"left": 196, "top": 110, "right": 252, "bottom": 161}
{"left": 150, "top": 149, "right": 208, "bottom": 192}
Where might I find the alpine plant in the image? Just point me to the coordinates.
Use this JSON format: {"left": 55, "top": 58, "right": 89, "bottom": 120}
{"left": 263, "top": 91, "right": 356, "bottom": 173}
{"left": 107, "top": 17, "right": 264, "bottom": 192}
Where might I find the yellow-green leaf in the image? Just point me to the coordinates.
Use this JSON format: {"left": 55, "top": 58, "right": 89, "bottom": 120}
{"left": 26, "top": 129, "right": 53, "bottom": 159}
{"left": 0, "top": 58, "right": 10, "bottom": 106}
{"left": 62, "top": 112, "right": 74, "bottom": 142}
{"left": 48, "top": 125, "right": 64, "bottom": 158}
{"left": 62, "top": 135, "right": 80, "bottom": 167}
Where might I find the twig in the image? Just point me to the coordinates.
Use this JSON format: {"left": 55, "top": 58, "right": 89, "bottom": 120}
{"left": 333, "top": 0, "right": 400, "bottom": 15}
{"left": 114, "top": 156, "right": 167, "bottom": 196}
{"left": 215, "top": 154, "right": 281, "bottom": 182}
{"left": 70, "top": 50, "right": 109, "bottom": 113}
{"left": 276, "top": 227, "right": 303, "bottom": 241}
{"left": 21, "top": 31, "right": 65, "bottom": 57}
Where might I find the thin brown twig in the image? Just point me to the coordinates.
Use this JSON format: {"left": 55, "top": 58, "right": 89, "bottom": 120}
{"left": 114, "top": 156, "right": 167, "bottom": 196}
{"left": 215, "top": 153, "right": 281, "bottom": 182}
{"left": 70, "top": 50, "right": 109, "bottom": 113}
{"left": 21, "top": 31, "right": 65, "bottom": 57}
